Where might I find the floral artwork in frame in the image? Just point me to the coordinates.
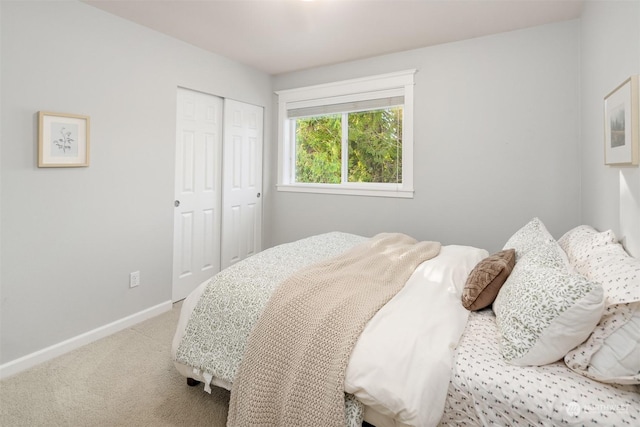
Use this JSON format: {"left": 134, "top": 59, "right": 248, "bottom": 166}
{"left": 38, "top": 111, "right": 90, "bottom": 167}
{"left": 604, "top": 76, "right": 639, "bottom": 166}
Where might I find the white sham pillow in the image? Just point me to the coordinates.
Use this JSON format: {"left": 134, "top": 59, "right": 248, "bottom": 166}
{"left": 578, "top": 242, "right": 640, "bottom": 305}
{"left": 589, "top": 303, "right": 640, "bottom": 380}
{"left": 493, "top": 241, "right": 605, "bottom": 366}
{"left": 564, "top": 242, "right": 640, "bottom": 384}
{"left": 558, "top": 225, "right": 617, "bottom": 277}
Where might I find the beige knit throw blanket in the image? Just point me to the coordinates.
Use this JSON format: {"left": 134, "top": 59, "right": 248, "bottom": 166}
{"left": 226, "top": 233, "right": 441, "bottom": 427}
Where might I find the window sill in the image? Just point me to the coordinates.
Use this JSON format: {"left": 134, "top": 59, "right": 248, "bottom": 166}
{"left": 276, "top": 184, "right": 414, "bottom": 199}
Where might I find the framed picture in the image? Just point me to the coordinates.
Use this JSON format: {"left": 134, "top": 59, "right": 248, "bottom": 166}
{"left": 604, "top": 76, "right": 639, "bottom": 166}
{"left": 38, "top": 111, "right": 90, "bottom": 167}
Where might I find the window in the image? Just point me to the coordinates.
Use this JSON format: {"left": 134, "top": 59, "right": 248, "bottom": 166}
{"left": 276, "top": 70, "right": 416, "bottom": 198}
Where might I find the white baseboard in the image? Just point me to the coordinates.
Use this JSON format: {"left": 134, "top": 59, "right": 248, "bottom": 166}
{"left": 0, "top": 300, "right": 173, "bottom": 380}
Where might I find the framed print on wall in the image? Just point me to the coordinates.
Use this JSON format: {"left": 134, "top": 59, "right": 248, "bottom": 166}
{"left": 604, "top": 76, "right": 639, "bottom": 166}
{"left": 38, "top": 111, "right": 90, "bottom": 167}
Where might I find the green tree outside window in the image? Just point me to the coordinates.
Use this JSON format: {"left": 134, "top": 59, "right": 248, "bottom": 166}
{"left": 295, "top": 107, "right": 402, "bottom": 184}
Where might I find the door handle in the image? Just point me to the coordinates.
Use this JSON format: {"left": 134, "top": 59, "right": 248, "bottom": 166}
{"left": 257, "top": 193, "right": 261, "bottom": 198}
{"left": 174, "top": 200, "right": 180, "bottom": 207}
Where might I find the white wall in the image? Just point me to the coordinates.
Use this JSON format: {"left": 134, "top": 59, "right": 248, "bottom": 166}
{"left": 0, "top": 1, "right": 272, "bottom": 364}
{"left": 268, "top": 20, "right": 581, "bottom": 253}
{"left": 580, "top": 0, "right": 640, "bottom": 257}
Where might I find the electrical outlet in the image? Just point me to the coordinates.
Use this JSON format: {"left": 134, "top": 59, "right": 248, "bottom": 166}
{"left": 129, "top": 271, "right": 140, "bottom": 288}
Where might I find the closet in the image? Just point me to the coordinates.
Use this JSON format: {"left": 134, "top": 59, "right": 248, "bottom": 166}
{"left": 172, "top": 87, "right": 263, "bottom": 301}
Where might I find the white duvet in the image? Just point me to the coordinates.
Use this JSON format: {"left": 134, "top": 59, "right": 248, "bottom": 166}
{"left": 344, "top": 245, "right": 487, "bottom": 426}
{"left": 173, "top": 242, "right": 487, "bottom": 427}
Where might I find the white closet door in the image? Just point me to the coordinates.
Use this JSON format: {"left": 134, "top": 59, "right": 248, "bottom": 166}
{"left": 172, "top": 88, "right": 223, "bottom": 302}
{"left": 221, "top": 99, "right": 263, "bottom": 269}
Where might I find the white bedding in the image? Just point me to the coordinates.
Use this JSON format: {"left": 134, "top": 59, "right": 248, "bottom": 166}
{"left": 441, "top": 310, "right": 640, "bottom": 426}
{"left": 172, "top": 233, "right": 488, "bottom": 426}
{"left": 345, "top": 245, "right": 487, "bottom": 426}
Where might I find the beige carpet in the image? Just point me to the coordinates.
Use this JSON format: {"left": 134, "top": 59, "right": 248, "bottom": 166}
{"left": 0, "top": 302, "right": 229, "bottom": 426}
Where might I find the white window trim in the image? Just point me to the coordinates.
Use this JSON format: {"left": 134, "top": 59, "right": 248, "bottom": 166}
{"left": 276, "top": 69, "right": 416, "bottom": 198}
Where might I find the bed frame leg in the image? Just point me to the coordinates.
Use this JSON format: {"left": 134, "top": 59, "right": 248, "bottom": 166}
{"left": 187, "top": 377, "right": 201, "bottom": 387}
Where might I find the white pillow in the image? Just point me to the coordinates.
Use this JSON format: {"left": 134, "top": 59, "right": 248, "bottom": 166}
{"left": 493, "top": 241, "right": 605, "bottom": 366}
{"left": 589, "top": 303, "right": 640, "bottom": 380}
{"left": 578, "top": 242, "right": 640, "bottom": 305}
{"left": 564, "top": 240, "right": 640, "bottom": 384}
{"left": 558, "top": 225, "right": 617, "bottom": 277}
{"left": 502, "top": 217, "right": 555, "bottom": 261}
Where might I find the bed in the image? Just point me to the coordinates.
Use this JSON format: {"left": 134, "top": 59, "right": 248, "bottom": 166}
{"left": 171, "top": 220, "right": 640, "bottom": 426}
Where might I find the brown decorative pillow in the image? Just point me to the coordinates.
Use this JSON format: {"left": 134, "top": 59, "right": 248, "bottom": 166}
{"left": 461, "top": 249, "right": 516, "bottom": 311}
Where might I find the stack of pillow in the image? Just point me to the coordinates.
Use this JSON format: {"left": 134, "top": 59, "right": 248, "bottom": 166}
{"left": 461, "top": 217, "right": 639, "bottom": 385}
{"left": 559, "top": 225, "right": 640, "bottom": 384}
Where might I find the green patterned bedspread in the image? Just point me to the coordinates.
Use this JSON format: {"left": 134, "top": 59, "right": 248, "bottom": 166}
{"left": 174, "top": 232, "right": 367, "bottom": 426}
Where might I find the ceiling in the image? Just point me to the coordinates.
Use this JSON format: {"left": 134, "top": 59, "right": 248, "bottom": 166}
{"left": 84, "top": 0, "right": 584, "bottom": 75}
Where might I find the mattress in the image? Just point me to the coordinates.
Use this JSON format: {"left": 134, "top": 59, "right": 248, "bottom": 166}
{"left": 440, "top": 309, "right": 640, "bottom": 426}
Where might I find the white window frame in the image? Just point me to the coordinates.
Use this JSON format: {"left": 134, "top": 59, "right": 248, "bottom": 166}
{"left": 276, "top": 69, "right": 416, "bottom": 198}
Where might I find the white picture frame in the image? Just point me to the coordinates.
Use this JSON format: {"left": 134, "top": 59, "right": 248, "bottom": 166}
{"left": 604, "top": 76, "right": 639, "bottom": 166}
{"left": 38, "top": 111, "right": 90, "bottom": 167}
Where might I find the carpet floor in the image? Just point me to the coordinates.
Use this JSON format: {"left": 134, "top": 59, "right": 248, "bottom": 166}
{"left": 0, "top": 303, "right": 229, "bottom": 426}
